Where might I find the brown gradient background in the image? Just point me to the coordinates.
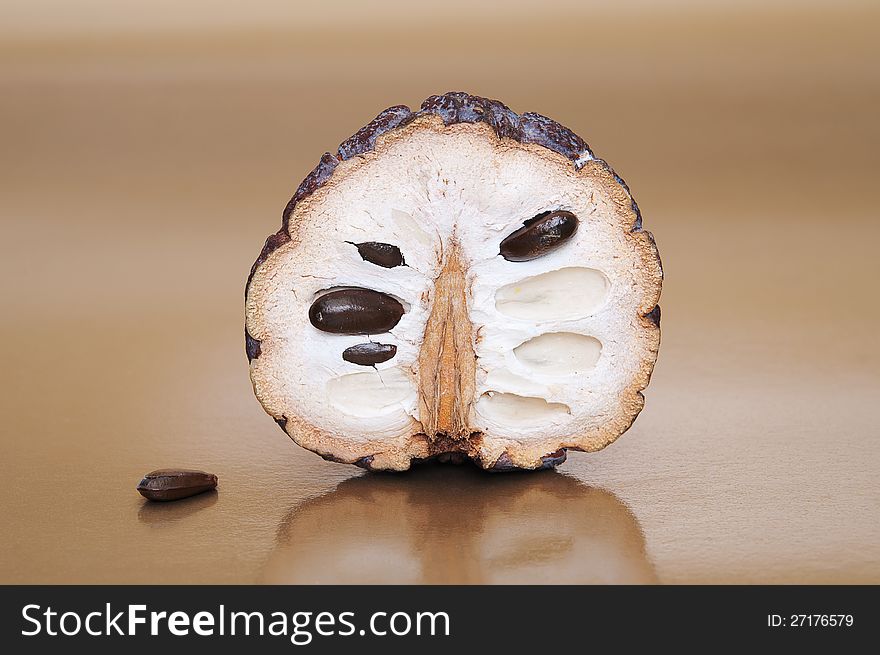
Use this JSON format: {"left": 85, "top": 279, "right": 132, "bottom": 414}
{"left": 1, "top": 0, "right": 878, "bottom": 584}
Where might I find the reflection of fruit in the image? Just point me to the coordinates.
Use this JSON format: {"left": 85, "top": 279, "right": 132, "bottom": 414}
{"left": 246, "top": 92, "right": 662, "bottom": 471}
{"left": 262, "top": 466, "right": 657, "bottom": 584}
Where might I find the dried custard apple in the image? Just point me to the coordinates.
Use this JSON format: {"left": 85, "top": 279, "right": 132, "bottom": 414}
{"left": 245, "top": 92, "right": 662, "bottom": 472}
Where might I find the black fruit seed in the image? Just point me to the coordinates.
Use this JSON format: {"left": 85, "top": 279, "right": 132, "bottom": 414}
{"left": 309, "top": 288, "right": 405, "bottom": 334}
{"left": 342, "top": 342, "right": 398, "bottom": 366}
{"left": 350, "top": 241, "right": 405, "bottom": 268}
{"left": 500, "top": 210, "right": 579, "bottom": 262}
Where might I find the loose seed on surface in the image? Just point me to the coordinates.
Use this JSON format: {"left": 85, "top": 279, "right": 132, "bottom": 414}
{"left": 342, "top": 342, "right": 398, "bottom": 366}
{"left": 500, "top": 210, "right": 578, "bottom": 261}
{"left": 136, "top": 469, "right": 218, "bottom": 502}
{"left": 309, "top": 288, "right": 405, "bottom": 334}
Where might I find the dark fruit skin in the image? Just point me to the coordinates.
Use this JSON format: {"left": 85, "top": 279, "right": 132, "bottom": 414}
{"left": 245, "top": 328, "right": 261, "bottom": 362}
{"left": 489, "top": 449, "right": 567, "bottom": 472}
{"left": 499, "top": 211, "right": 579, "bottom": 261}
{"left": 137, "top": 469, "right": 217, "bottom": 502}
{"left": 309, "top": 288, "right": 404, "bottom": 334}
{"left": 350, "top": 241, "right": 405, "bottom": 268}
{"left": 343, "top": 342, "right": 398, "bottom": 366}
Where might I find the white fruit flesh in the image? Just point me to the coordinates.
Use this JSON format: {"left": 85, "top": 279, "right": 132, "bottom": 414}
{"left": 494, "top": 267, "right": 609, "bottom": 321}
{"left": 513, "top": 332, "right": 602, "bottom": 376}
{"left": 246, "top": 115, "right": 661, "bottom": 470}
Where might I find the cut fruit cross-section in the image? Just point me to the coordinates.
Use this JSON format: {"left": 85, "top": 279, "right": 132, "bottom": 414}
{"left": 245, "top": 92, "right": 662, "bottom": 471}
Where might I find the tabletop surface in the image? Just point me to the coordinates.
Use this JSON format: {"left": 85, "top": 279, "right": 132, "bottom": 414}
{"left": 2, "top": 2, "right": 878, "bottom": 584}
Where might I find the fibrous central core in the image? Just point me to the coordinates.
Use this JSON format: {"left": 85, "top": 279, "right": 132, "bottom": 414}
{"left": 417, "top": 240, "right": 476, "bottom": 441}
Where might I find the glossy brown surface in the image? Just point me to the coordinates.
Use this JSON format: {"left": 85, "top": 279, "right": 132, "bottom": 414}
{"left": 1, "top": 1, "right": 878, "bottom": 583}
